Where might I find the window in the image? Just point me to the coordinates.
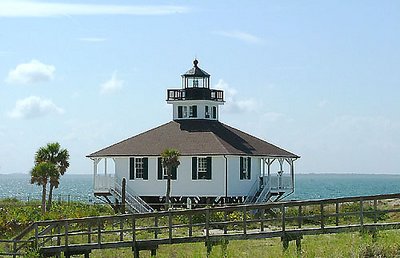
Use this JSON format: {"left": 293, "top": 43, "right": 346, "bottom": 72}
{"left": 205, "top": 106, "right": 210, "bottom": 118}
{"left": 240, "top": 157, "right": 251, "bottom": 180}
{"left": 183, "top": 106, "right": 188, "bottom": 118}
{"left": 129, "top": 157, "right": 148, "bottom": 180}
{"left": 135, "top": 158, "right": 144, "bottom": 178}
{"left": 192, "top": 157, "right": 212, "bottom": 180}
{"left": 212, "top": 106, "right": 217, "bottom": 119}
{"left": 198, "top": 157, "right": 207, "bottom": 178}
{"left": 189, "top": 105, "right": 197, "bottom": 118}
{"left": 157, "top": 157, "right": 177, "bottom": 180}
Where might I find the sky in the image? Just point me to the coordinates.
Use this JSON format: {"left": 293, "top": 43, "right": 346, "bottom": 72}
{"left": 0, "top": 0, "right": 399, "bottom": 175}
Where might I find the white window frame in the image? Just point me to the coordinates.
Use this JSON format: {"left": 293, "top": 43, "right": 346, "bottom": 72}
{"left": 242, "top": 158, "right": 249, "bottom": 179}
{"left": 135, "top": 157, "right": 144, "bottom": 179}
{"left": 162, "top": 165, "right": 168, "bottom": 178}
{"left": 198, "top": 157, "right": 208, "bottom": 179}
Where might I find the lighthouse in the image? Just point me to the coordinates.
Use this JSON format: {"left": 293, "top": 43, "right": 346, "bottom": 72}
{"left": 88, "top": 59, "right": 299, "bottom": 211}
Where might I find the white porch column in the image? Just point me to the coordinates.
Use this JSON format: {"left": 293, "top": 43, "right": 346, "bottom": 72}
{"left": 104, "top": 158, "right": 108, "bottom": 176}
{"left": 92, "top": 158, "right": 101, "bottom": 190}
{"left": 278, "top": 158, "right": 284, "bottom": 189}
{"left": 290, "top": 158, "right": 296, "bottom": 190}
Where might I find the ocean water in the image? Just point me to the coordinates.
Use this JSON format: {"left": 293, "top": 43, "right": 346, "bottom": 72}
{"left": 0, "top": 174, "right": 94, "bottom": 202}
{"left": 0, "top": 173, "right": 399, "bottom": 202}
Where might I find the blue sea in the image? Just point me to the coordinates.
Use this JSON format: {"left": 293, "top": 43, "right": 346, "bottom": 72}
{"left": 0, "top": 173, "right": 399, "bottom": 202}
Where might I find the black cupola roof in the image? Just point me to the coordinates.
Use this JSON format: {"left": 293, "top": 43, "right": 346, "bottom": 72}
{"left": 182, "top": 59, "right": 210, "bottom": 78}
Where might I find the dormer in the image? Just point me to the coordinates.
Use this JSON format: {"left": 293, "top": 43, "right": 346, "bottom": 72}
{"left": 167, "top": 60, "right": 224, "bottom": 121}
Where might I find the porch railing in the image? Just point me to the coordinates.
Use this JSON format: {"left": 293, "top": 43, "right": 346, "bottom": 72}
{"left": 94, "top": 174, "right": 114, "bottom": 193}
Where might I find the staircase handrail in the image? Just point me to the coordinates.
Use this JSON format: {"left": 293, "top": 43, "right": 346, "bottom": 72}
{"left": 255, "top": 180, "right": 272, "bottom": 203}
{"left": 113, "top": 182, "right": 153, "bottom": 213}
{"left": 121, "top": 183, "right": 154, "bottom": 213}
{"left": 244, "top": 178, "right": 261, "bottom": 203}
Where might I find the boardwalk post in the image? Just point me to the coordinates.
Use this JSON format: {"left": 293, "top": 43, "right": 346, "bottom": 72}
{"left": 120, "top": 217, "right": 124, "bottom": 241}
{"left": 188, "top": 213, "right": 193, "bottom": 237}
{"left": 224, "top": 210, "right": 228, "bottom": 234}
{"left": 57, "top": 223, "right": 61, "bottom": 246}
{"left": 154, "top": 214, "right": 159, "bottom": 239}
{"left": 373, "top": 198, "right": 378, "bottom": 223}
{"left": 335, "top": 201, "right": 339, "bottom": 226}
{"left": 296, "top": 236, "right": 301, "bottom": 253}
{"left": 205, "top": 208, "right": 211, "bottom": 257}
{"left": 168, "top": 211, "right": 173, "bottom": 244}
{"left": 87, "top": 224, "right": 91, "bottom": 244}
{"left": 64, "top": 221, "right": 69, "bottom": 248}
{"left": 97, "top": 218, "right": 101, "bottom": 247}
{"left": 13, "top": 239, "right": 16, "bottom": 258}
{"left": 281, "top": 204, "right": 286, "bottom": 232}
{"left": 260, "top": 208, "right": 265, "bottom": 232}
{"left": 320, "top": 203, "right": 325, "bottom": 230}
{"left": 298, "top": 205, "right": 302, "bottom": 228}
{"left": 360, "top": 198, "right": 364, "bottom": 227}
{"left": 132, "top": 215, "right": 138, "bottom": 258}
{"left": 34, "top": 223, "right": 39, "bottom": 249}
{"left": 243, "top": 206, "right": 247, "bottom": 236}
{"left": 281, "top": 236, "right": 289, "bottom": 251}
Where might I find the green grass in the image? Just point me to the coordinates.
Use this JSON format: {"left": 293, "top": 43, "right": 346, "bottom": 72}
{"left": 2, "top": 199, "right": 400, "bottom": 257}
{"left": 84, "top": 230, "right": 400, "bottom": 258}
{"left": 0, "top": 198, "right": 113, "bottom": 238}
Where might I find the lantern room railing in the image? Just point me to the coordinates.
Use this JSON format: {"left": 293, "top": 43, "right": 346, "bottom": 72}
{"left": 167, "top": 88, "right": 224, "bottom": 102}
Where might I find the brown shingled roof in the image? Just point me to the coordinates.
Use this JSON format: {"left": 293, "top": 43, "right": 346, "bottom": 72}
{"left": 87, "top": 120, "right": 299, "bottom": 158}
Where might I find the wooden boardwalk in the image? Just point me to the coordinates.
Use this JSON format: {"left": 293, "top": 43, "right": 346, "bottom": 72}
{"left": 2, "top": 193, "right": 400, "bottom": 257}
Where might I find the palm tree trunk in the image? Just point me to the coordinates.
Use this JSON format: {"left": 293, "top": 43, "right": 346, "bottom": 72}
{"left": 47, "top": 184, "right": 54, "bottom": 211}
{"left": 42, "top": 185, "right": 47, "bottom": 214}
{"left": 165, "top": 168, "right": 171, "bottom": 210}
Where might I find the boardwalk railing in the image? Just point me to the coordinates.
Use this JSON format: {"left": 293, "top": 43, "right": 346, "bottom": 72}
{"left": 2, "top": 193, "right": 400, "bottom": 257}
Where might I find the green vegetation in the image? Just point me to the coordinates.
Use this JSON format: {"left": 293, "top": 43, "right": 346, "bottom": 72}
{"left": 33, "top": 142, "right": 70, "bottom": 212}
{"left": 0, "top": 198, "right": 113, "bottom": 238}
{"left": 2, "top": 199, "right": 400, "bottom": 257}
{"left": 71, "top": 230, "right": 400, "bottom": 257}
{"left": 161, "top": 148, "right": 181, "bottom": 210}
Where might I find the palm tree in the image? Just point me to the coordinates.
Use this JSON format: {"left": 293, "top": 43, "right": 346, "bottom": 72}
{"left": 35, "top": 142, "right": 70, "bottom": 211}
{"left": 30, "top": 162, "right": 58, "bottom": 214}
{"left": 161, "top": 148, "right": 180, "bottom": 210}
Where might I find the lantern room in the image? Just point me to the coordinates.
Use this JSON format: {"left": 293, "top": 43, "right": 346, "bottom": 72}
{"left": 167, "top": 60, "right": 224, "bottom": 121}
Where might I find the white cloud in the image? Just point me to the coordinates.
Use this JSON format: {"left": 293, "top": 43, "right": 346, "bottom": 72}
{"left": 78, "top": 37, "right": 107, "bottom": 42}
{"left": 216, "top": 79, "right": 260, "bottom": 113}
{"left": 0, "top": 1, "right": 189, "bottom": 17}
{"left": 100, "top": 72, "right": 124, "bottom": 95}
{"left": 214, "top": 30, "right": 263, "bottom": 44}
{"left": 8, "top": 96, "right": 64, "bottom": 119}
{"left": 6, "top": 59, "right": 55, "bottom": 84}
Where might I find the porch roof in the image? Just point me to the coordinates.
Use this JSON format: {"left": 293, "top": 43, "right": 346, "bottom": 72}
{"left": 87, "top": 120, "right": 299, "bottom": 158}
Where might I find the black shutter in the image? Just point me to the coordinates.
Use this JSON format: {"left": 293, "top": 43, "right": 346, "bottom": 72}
{"left": 212, "top": 106, "right": 217, "bottom": 119}
{"left": 240, "top": 157, "right": 244, "bottom": 180}
{"left": 247, "top": 157, "right": 251, "bottom": 179}
{"left": 206, "top": 157, "right": 212, "bottom": 180}
{"left": 192, "top": 157, "right": 197, "bottom": 180}
{"left": 157, "top": 157, "right": 163, "bottom": 180}
{"left": 143, "top": 158, "right": 148, "bottom": 180}
{"left": 172, "top": 167, "right": 177, "bottom": 180}
{"left": 129, "top": 158, "right": 135, "bottom": 180}
{"left": 192, "top": 105, "right": 197, "bottom": 117}
{"left": 178, "top": 106, "right": 183, "bottom": 118}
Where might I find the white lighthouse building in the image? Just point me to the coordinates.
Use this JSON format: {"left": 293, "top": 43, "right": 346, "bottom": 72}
{"left": 88, "top": 60, "right": 299, "bottom": 212}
